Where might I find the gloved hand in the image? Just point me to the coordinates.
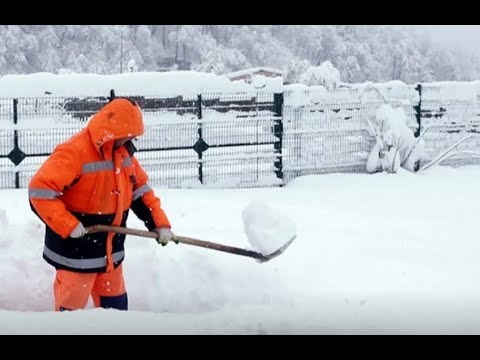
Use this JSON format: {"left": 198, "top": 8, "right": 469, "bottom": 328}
{"left": 155, "top": 227, "right": 178, "bottom": 246}
{"left": 70, "top": 222, "right": 86, "bottom": 238}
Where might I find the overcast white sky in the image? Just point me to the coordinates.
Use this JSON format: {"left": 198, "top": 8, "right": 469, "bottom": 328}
{"left": 410, "top": 25, "right": 480, "bottom": 54}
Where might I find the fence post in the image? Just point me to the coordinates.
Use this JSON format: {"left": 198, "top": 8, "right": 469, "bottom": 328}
{"left": 109, "top": 89, "right": 116, "bottom": 102}
{"left": 193, "top": 94, "right": 209, "bottom": 185}
{"left": 5, "top": 98, "right": 27, "bottom": 188}
{"left": 273, "top": 93, "right": 284, "bottom": 183}
{"left": 414, "top": 83, "right": 422, "bottom": 137}
{"left": 11, "top": 99, "right": 23, "bottom": 188}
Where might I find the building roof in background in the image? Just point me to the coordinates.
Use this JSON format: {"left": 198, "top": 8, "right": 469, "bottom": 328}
{"left": 227, "top": 67, "right": 286, "bottom": 80}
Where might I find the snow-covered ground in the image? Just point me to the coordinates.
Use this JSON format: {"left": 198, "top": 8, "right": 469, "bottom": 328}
{"left": 2, "top": 166, "right": 480, "bottom": 334}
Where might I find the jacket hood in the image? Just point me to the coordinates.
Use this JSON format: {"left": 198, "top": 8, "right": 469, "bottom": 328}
{"left": 87, "top": 98, "right": 145, "bottom": 151}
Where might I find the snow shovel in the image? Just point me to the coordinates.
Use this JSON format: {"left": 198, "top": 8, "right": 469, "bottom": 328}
{"left": 85, "top": 224, "right": 296, "bottom": 263}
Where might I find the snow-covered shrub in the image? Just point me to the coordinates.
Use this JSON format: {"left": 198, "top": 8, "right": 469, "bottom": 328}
{"left": 298, "top": 60, "right": 340, "bottom": 90}
{"left": 128, "top": 59, "right": 138, "bottom": 72}
{"left": 366, "top": 104, "right": 424, "bottom": 174}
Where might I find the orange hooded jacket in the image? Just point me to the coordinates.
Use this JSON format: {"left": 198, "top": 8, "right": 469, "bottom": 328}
{"left": 29, "top": 98, "right": 171, "bottom": 273}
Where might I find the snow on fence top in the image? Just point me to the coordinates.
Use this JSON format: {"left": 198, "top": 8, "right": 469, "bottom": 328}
{"left": 284, "top": 80, "right": 480, "bottom": 108}
{"left": 1, "top": 71, "right": 480, "bottom": 104}
{"left": 284, "top": 81, "right": 419, "bottom": 108}
{"left": 421, "top": 81, "right": 480, "bottom": 101}
{"left": 0, "top": 71, "right": 284, "bottom": 98}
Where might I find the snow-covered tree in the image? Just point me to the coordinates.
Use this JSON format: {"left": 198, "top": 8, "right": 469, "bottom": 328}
{"left": 298, "top": 61, "right": 341, "bottom": 89}
{"left": 0, "top": 25, "right": 40, "bottom": 73}
{"left": 193, "top": 46, "right": 249, "bottom": 74}
{"left": 285, "top": 59, "right": 311, "bottom": 84}
{"left": 128, "top": 59, "right": 138, "bottom": 72}
{"left": 429, "top": 48, "right": 462, "bottom": 81}
{"left": 0, "top": 25, "right": 478, "bottom": 82}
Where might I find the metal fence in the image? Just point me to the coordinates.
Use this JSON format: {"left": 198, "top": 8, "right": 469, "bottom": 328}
{"left": 0, "top": 92, "right": 282, "bottom": 189}
{"left": 281, "top": 85, "right": 419, "bottom": 182}
{"left": 418, "top": 84, "right": 480, "bottom": 167}
{"left": 1, "top": 83, "right": 480, "bottom": 190}
{"left": 281, "top": 83, "right": 480, "bottom": 183}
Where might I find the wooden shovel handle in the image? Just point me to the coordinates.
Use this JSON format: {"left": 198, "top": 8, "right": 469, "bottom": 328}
{"left": 85, "top": 224, "right": 274, "bottom": 261}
